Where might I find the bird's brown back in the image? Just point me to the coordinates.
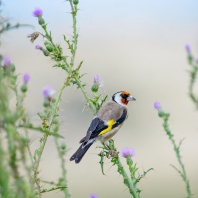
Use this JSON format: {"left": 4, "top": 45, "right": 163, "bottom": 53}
{"left": 97, "top": 100, "right": 127, "bottom": 122}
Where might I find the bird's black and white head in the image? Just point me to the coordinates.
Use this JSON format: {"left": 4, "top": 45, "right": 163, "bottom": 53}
{"left": 112, "top": 91, "right": 136, "bottom": 106}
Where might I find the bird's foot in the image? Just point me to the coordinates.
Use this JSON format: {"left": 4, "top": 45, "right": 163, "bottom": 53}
{"left": 106, "top": 150, "right": 119, "bottom": 158}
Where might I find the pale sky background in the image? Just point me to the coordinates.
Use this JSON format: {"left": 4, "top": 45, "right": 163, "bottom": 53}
{"left": 1, "top": 0, "right": 198, "bottom": 198}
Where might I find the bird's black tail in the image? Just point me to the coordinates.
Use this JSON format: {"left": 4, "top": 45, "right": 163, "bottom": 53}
{"left": 70, "top": 140, "right": 95, "bottom": 163}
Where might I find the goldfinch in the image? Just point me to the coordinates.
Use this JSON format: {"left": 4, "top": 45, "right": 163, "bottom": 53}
{"left": 70, "top": 91, "right": 136, "bottom": 163}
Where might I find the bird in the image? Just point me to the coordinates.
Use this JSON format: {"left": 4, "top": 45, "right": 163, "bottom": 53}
{"left": 70, "top": 91, "right": 136, "bottom": 163}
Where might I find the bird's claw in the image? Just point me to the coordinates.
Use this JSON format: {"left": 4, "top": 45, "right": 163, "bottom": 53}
{"left": 106, "top": 150, "right": 119, "bottom": 158}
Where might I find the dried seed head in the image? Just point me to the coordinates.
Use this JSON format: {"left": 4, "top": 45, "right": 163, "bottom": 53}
{"left": 27, "top": 32, "right": 40, "bottom": 43}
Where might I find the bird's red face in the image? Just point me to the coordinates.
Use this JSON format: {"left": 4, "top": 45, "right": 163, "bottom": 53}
{"left": 112, "top": 91, "right": 136, "bottom": 106}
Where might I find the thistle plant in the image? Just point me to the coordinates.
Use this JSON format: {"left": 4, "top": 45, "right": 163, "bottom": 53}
{"left": 1, "top": 0, "right": 196, "bottom": 198}
{"left": 90, "top": 193, "right": 99, "bottom": 198}
{"left": 31, "top": 2, "right": 150, "bottom": 197}
{"left": 0, "top": 53, "right": 64, "bottom": 198}
{"left": 0, "top": 54, "right": 35, "bottom": 197}
{"left": 0, "top": 0, "right": 152, "bottom": 197}
{"left": 29, "top": 3, "right": 109, "bottom": 196}
{"left": 154, "top": 102, "right": 192, "bottom": 198}
{"left": 98, "top": 140, "right": 153, "bottom": 198}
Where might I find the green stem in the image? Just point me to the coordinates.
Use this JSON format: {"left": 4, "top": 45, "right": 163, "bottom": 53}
{"left": 69, "top": 0, "right": 78, "bottom": 67}
{"left": 189, "top": 66, "right": 198, "bottom": 108}
{"left": 42, "top": 28, "right": 60, "bottom": 53}
{"left": 68, "top": 1, "right": 97, "bottom": 114}
{"left": 0, "top": 23, "right": 33, "bottom": 34}
{"left": 0, "top": 138, "right": 11, "bottom": 198}
{"left": 116, "top": 157, "right": 140, "bottom": 198}
{"left": 33, "top": 78, "right": 70, "bottom": 194}
{"left": 187, "top": 52, "right": 198, "bottom": 108}
{"left": 74, "top": 75, "right": 97, "bottom": 114}
{"left": 54, "top": 138, "right": 70, "bottom": 197}
{"left": 13, "top": 86, "right": 35, "bottom": 197}
{"left": 25, "top": 129, "right": 34, "bottom": 166}
{"left": 6, "top": 124, "right": 27, "bottom": 197}
{"left": 162, "top": 114, "right": 192, "bottom": 198}
{"left": 63, "top": 58, "right": 72, "bottom": 70}
{"left": 41, "top": 180, "right": 57, "bottom": 185}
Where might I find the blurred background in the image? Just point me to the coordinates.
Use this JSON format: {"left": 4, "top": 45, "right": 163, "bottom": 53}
{"left": 1, "top": 0, "right": 198, "bottom": 197}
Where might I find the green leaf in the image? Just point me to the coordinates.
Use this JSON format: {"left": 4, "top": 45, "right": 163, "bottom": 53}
{"left": 19, "top": 125, "right": 64, "bottom": 138}
{"left": 40, "top": 186, "right": 67, "bottom": 193}
{"left": 98, "top": 151, "right": 105, "bottom": 175}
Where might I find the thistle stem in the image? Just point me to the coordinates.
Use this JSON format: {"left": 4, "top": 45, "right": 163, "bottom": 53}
{"left": 54, "top": 138, "right": 70, "bottom": 197}
{"left": 33, "top": 78, "right": 70, "bottom": 194}
{"left": 189, "top": 66, "right": 198, "bottom": 108}
{"left": 69, "top": 0, "right": 78, "bottom": 67}
{"left": 116, "top": 157, "right": 140, "bottom": 198}
{"left": 75, "top": 75, "right": 97, "bottom": 114}
{"left": 162, "top": 114, "right": 192, "bottom": 198}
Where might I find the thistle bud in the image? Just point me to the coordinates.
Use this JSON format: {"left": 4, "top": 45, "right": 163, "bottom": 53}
{"left": 10, "top": 64, "right": 15, "bottom": 72}
{"left": 91, "top": 83, "right": 99, "bottom": 93}
{"left": 1, "top": 55, "right": 11, "bottom": 67}
{"left": 23, "top": 73, "right": 30, "bottom": 83}
{"left": 33, "top": 8, "right": 43, "bottom": 17}
{"left": 153, "top": 101, "right": 161, "bottom": 109}
{"left": 42, "top": 85, "right": 55, "bottom": 100}
{"left": 91, "top": 75, "right": 100, "bottom": 93}
{"left": 73, "top": 0, "right": 79, "bottom": 5}
{"left": 158, "top": 110, "right": 165, "bottom": 117}
{"left": 43, "top": 98, "right": 50, "bottom": 107}
{"left": 61, "top": 143, "right": 66, "bottom": 150}
{"left": 35, "top": 45, "right": 42, "bottom": 50}
{"left": 121, "top": 147, "right": 135, "bottom": 158}
{"left": 42, "top": 49, "right": 50, "bottom": 56}
{"left": 44, "top": 41, "right": 50, "bottom": 45}
{"left": 21, "top": 84, "right": 27, "bottom": 92}
{"left": 44, "top": 42, "right": 54, "bottom": 52}
{"left": 38, "top": 16, "right": 45, "bottom": 25}
{"left": 90, "top": 194, "right": 98, "bottom": 198}
{"left": 185, "top": 44, "right": 190, "bottom": 52}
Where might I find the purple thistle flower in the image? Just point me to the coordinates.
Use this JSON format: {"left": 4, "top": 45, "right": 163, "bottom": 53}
{"left": 23, "top": 73, "right": 30, "bottom": 83}
{"left": 1, "top": 55, "right": 11, "bottom": 67}
{"left": 33, "top": 8, "right": 43, "bottom": 17}
{"left": 154, "top": 101, "right": 161, "bottom": 109}
{"left": 35, "top": 45, "right": 42, "bottom": 50}
{"left": 196, "top": 58, "right": 198, "bottom": 64}
{"left": 42, "top": 85, "right": 55, "bottom": 98}
{"left": 94, "top": 75, "right": 100, "bottom": 83}
{"left": 185, "top": 44, "right": 190, "bottom": 52}
{"left": 90, "top": 193, "right": 98, "bottom": 198}
{"left": 121, "top": 148, "right": 135, "bottom": 158}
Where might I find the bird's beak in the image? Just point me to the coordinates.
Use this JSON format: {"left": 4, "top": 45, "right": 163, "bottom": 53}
{"left": 127, "top": 95, "right": 136, "bottom": 101}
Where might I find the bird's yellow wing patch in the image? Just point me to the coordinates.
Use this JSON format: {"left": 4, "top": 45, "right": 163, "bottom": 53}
{"left": 98, "top": 120, "right": 116, "bottom": 136}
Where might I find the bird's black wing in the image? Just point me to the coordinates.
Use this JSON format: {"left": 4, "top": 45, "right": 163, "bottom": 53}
{"left": 79, "top": 117, "right": 104, "bottom": 143}
{"left": 88, "top": 108, "right": 128, "bottom": 139}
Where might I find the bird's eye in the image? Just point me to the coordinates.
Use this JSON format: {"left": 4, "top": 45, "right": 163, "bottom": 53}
{"left": 120, "top": 94, "right": 128, "bottom": 99}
